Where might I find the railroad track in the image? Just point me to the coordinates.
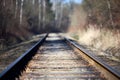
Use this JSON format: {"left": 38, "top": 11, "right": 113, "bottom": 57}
{"left": 0, "top": 33, "right": 119, "bottom": 80}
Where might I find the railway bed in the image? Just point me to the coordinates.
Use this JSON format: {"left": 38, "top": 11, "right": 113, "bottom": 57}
{"left": 0, "top": 33, "right": 119, "bottom": 80}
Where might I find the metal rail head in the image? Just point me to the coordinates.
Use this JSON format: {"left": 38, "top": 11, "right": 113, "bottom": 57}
{"left": 64, "top": 37, "right": 120, "bottom": 80}
{"left": 0, "top": 34, "right": 48, "bottom": 80}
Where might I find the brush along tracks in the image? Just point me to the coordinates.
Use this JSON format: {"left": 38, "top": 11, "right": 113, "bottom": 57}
{"left": 0, "top": 33, "right": 119, "bottom": 80}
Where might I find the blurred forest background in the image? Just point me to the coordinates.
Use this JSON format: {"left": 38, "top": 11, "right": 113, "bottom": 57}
{"left": 69, "top": 0, "right": 120, "bottom": 59}
{"left": 0, "top": 0, "right": 120, "bottom": 59}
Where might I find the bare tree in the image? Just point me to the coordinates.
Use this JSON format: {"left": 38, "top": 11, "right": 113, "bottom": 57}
{"left": 32, "top": 0, "right": 35, "bottom": 5}
{"left": 43, "top": 0, "right": 46, "bottom": 28}
{"left": 38, "top": 0, "right": 41, "bottom": 27}
{"left": 20, "top": 0, "right": 24, "bottom": 25}
{"left": 3, "top": 0, "right": 6, "bottom": 7}
{"left": 15, "top": 0, "right": 18, "bottom": 18}
{"left": 106, "top": 0, "right": 114, "bottom": 28}
{"left": 53, "top": 0, "right": 64, "bottom": 28}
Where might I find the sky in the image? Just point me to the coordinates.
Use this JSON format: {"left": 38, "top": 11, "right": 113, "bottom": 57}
{"left": 64, "top": 0, "right": 83, "bottom": 4}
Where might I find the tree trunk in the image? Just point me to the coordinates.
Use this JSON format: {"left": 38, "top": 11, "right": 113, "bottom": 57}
{"left": 0, "top": 39, "right": 6, "bottom": 50}
{"left": 20, "top": 0, "right": 24, "bottom": 25}
{"left": 32, "top": 0, "right": 35, "bottom": 5}
{"left": 41, "top": 0, "right": 43, "bottom": 29}
{"left": 58, "top": 2, "right": 63, "bottom": 28}
{"left": 15, "top": 0, "right": 18, "bottom": 18}
{"left": 43, "top": 0, "right": 46, "bottom": 29}
{"left": 38, "top": 0, "right": 41, "bottom": 27}
{"left": 106, "top": 0, "right": 114, "bottom": 29}
{"left": 3, "top": 0, "right": 5, "bottom": 7}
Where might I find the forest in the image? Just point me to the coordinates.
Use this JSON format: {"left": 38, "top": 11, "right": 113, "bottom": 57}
{"left": 0, "top": 0, "right": 120, "bottom": 60}
{"left": 0, "top": 0, "right": 72, "bottom": 50}
{"left": 69, "top": 0, "right": 120, "bottom": 59}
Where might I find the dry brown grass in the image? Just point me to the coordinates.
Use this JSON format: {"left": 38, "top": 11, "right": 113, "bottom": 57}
{"left": 70, "top": 26, "right": 120, "bottom": 60}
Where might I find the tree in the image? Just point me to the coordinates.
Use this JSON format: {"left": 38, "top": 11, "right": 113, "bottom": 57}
{"left": 81, "top": 0, "right": 120, "bottom": 29}
{"left": 0, "top": 0, "right": 55, "bottom": 50}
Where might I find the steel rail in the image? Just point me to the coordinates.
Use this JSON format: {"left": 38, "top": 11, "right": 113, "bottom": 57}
{"left": 64, "top": 38, "right": 120, "bottom": 80}
{"left": 0, "top": 34, "right": 48, "bottom": 80}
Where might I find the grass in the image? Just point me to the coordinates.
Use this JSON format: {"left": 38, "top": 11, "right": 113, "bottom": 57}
{"left": 70, "top": 27, "right": 120, "bottom": 60}
{"left": 71, "top": 34, "right": 79, "bottom": 40}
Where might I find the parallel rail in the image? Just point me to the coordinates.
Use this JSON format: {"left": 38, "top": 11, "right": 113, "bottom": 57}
{"left": 0, "top": 34, "right": 48, "bottom": 80}
{"left": 0, "top": 34, "right": 119, "bottom": 80}
{"left": 64, "top": 38, "right": 120, "bottom": 80}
